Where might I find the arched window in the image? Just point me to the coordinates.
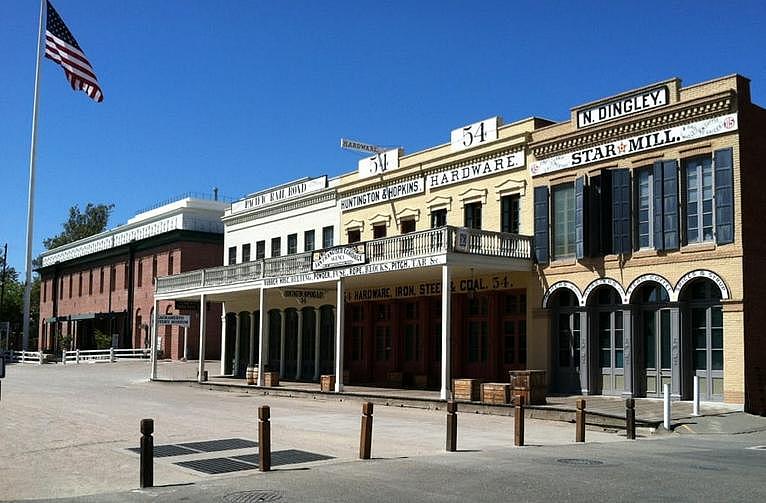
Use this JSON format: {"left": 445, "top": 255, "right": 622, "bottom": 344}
{"left": 681, "top": 278, "right": 723, "bottom": 400}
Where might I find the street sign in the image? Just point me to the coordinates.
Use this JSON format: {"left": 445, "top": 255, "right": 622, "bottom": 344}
{"left": 157, "top": 315, "right": 191, "bottom": 327}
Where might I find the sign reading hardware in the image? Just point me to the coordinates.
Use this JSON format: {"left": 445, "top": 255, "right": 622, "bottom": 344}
{"left": 341, "top": 138, "right": 384, "bottom": 155}
{"left": 358, "top": 148, "right": 401, "bottom": 179}
{"left": 428, "top": 150, "right": 524, "bottom": 189}
{"left": 281, "top": 289, "right": 326, "bottom": 304}
{"left": 345, "top": 273, "right": 514, "bottom": 302}
{"left": 340, "top": 178, "right": 425, "bottom": 211}
{"left": 450, "top": 117, "right": 500, "bottom": 152}
{"left": 157, "top": 315, "right": 191, "bottom": 327}
{"left": 577, "top": 86, "right": 669, "bottom": 128}
{"left": 312, "top": 244, "right": 367, "bottom": 270}
{"left": 531, "top": 113, "right": 738, "bottom": 176}
{"left": 231, "top": 176, "right": 327, "bottom": 213}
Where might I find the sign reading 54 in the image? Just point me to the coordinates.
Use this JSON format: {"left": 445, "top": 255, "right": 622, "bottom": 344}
{"left": 451, "top": 117, "right": 500, "bottom": 152}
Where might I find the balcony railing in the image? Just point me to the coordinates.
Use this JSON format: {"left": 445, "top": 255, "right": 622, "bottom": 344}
{"left": 155, "top": 226, "right": 532, "bottom": 295}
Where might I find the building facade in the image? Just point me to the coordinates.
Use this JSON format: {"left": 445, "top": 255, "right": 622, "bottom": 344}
{"left": 154, "top": 74, "right": 765, "bottom": 415}
{"left": 38, "top": 197, "right": 227, "bottom": 359}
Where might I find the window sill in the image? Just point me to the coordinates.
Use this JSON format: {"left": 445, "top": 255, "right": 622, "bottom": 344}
{"left": 631, "top": 249, "right": 659, "bottom": 259}
{"left": 681, "top": 242, "right": 716, "bottom": 253}
{"left": 549, "top": 257, "right": 577, "bottom": 268}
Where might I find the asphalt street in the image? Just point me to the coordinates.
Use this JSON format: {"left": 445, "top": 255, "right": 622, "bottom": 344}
{"left": 1, "top": 361, "right": 764, "bottom": 502}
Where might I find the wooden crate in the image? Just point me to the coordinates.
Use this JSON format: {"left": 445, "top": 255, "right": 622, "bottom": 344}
{"left": 509, "top": 370, "right": 547, "bottom": 405}
{"left": 263, "top": 371, "right": 279, "bottom": 387}
{"left": 320, "top": 374, "right": 335, "bottom": 392}
{"left": 481, "top": 383, "right": 512, "bottom": 405}
{"left": 452, "top": 378, "right": 481, "bottom": 401}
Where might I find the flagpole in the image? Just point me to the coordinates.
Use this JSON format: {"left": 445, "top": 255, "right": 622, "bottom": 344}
{"left": 22, "top": 0, "right": 47, "bottom": 352}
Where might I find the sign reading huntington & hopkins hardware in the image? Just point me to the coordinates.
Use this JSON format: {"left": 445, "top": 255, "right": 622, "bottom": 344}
{"left": 427, "top": 150, "right": 524, "bottom": 189}
{"left": 530, "top": 113, "right": 738, "bottom": 177}
{"left": 577, "top": 86, "right": 669, "bottom": 128}
{"left": 340, "top": 178, "right": 425, "bottom": 211}
{"left": 312, "top": 244, "right": 367, "bottom": 271}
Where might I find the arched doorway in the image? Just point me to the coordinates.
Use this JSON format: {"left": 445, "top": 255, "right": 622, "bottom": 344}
{"left": 300, "top": 307, "right": 317, "bottom": 379}
{"left": 283, "top": 308, "right": 299, "bottom": 377}
{"left": 680, "top": 278, "right": 724, "bottom": 401}
{"left": 632, "top": 282, "right": 673, "bottom": 398}
{"left": 267, "top": 310, "right": 281, "bottom": 372}
{"left": 588, "top": 286, "right": 625, "bottom": 395}
{"left": 319, "top": 305, "right": 334, "bottom": 375}
{"left": 550, "top": 288, "right": 582, "bottom": 394}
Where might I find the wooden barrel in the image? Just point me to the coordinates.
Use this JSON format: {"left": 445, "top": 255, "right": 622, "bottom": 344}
{"left": 246, "top": 367, "right": 254, "bottom": 385}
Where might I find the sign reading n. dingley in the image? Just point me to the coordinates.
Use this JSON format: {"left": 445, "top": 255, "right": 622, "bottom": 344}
{"left": 231, "top": 176, "right": 327, "bottom": 213}
{"left": 577, "top": 86, "right": 669, "bottom": 128}
{"left": 340, "top": 178, "right": 425, "bottom": 211}
{"left": 531, "top": 113, "right": 738, "bottom": 177}
{"left": 312, "top": 244, "right": 366, "bottom": 270}
{"left": 428, "top": 150, "right": 524, "bottom": 189}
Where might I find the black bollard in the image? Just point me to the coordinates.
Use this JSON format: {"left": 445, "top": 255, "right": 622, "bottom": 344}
{"left": 360, "top": 402, "right": 373, "bottom": 459}
{"left": 514, "top": 395, "right": 525, "bottom": 447}
{"left": 626, "top": 398, "right": 636, "bottom": 440}
{"left": 258, "top": 405, "right": 271, "bottom": 471}
{"left": 140, "top": 418, "right": 154, "bottom": 488}
{"left": 446, "top": 400, "right": 457, "bottom": 452}
{"left": 576, "top": 399, "right": 586, "bottom": 443}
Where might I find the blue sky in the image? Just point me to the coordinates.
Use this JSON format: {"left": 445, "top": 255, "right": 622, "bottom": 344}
{"left": 2, "top": 0, "right": 765, "bottom": 273}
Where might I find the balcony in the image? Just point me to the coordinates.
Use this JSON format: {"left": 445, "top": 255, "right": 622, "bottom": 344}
{"left": 155, "top": 226, "right": 533, "bottom": 295}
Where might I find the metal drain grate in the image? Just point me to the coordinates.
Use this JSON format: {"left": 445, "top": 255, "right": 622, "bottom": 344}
{"left": 233, "top": 449, "right": 334, "bottom": 467}
{"left": 178, "top": 438, "right": 258, "bottom": 452}
{"left": 556, "top": 458, "right": 604, "bottom": 466}
{"left": 126, "top": 444, "right": 199, "bottom": 458}
{"left": 176, "top": 457, "right": 258, "bottom": 475}
{"left": 221, "top": 490, "right": 283, "bottom": 502}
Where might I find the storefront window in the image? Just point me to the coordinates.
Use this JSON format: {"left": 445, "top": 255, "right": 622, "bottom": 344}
{"left": 685, "top": 156, "right": 714, "bottom": 243}
{"left": 552, "top": 184, "right": 576, "bottom": 259}
{"left": 636, "top": 168, "right": 653, "bottom": 249}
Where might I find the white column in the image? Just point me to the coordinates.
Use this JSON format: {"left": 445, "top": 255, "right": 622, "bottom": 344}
{"left": 150, "top": 299, "right": 159, "bottom": 380}
{"left": 296, "top": 309, "right": 303, "bottom": 380}
{"left": 248, "top": 312, "right": 256, "bottom": 368}
{"left": 220, "top": 310, "right": 228, "bottom": 376}
{"left": 233, "top": 312, "right": 241, "bottom": 376}
{"left": 197, "top": 294, "right": 206, "bottom": 383}
{"left": 279, "top": 309, "right": 286, "bottom": 377}
{"left": 440, "top": 265, "right": 452, "bottom": 400}
{"left": 334, "top": 280, "right": 345, "bottom": 393}
{"left": 257, "top": 290, "right": 267, "bottom": 386}
{"left": 314, "top": 307, "right": 321, "bottom": 380}
{"left": 182, "top": 326, "right": 188, "bottom": 361}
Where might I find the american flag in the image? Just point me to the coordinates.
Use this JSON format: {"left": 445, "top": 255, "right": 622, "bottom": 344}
{"left": 44, "top": 1, "right": 103, "bottom": 102}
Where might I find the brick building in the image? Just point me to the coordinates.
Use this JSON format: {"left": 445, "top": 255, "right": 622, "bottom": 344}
{"left": 38, "top": 196, "right": 227, "bottom": 359}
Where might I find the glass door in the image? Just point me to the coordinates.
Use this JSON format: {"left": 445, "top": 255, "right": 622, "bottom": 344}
{"left": 642, "top": 309, "right": 671, "bottom": 397}
{"left": 597, "top": 310, "right": 624, "bottom": 395}
{"left": 554, "top": 311, "right": 581, "bottom": 393}
{"left": 691, "top": 305, "right": 724, "bottom": 400}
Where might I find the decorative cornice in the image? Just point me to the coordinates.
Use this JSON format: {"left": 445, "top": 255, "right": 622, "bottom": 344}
{"left": 223, "top": 190, "right": 336, "bottom": 226}
{"left": 531, "top": 93, "right": 734, "bottom": 159}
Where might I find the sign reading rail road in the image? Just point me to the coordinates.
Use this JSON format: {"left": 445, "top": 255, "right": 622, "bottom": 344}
{"left": 157, "top": 315, "right": 191, "bottom": 327}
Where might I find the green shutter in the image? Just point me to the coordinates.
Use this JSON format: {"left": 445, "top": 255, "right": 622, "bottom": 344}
{"left": 611, "top": 169, "right": 632, "bottom": 254}
{"left": 575, "top": 176, "right": 586, "bottom": 260}
{"left": 662, "top": 160, "right": 679, "bottom": 250}
{"left": 534, "top": 186, "right": 549, "bottom": 264}
{"left": 653, "top": 161, "right": 665, "bottom": 251}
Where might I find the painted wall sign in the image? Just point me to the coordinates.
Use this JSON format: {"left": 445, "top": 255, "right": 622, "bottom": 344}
{"left": 357, "top": 148, "right": 402, "bottom": 179}
{"left": 541, "top": 281, "right": 582, "bottom": 308}
{"left": 231, "top": 176, "right": 327, "bottom": 213}
{"left": 344, "top": 273, "right": 514, "bottom": 302}
{"left": 427, "top": 150, "right": 524, "bottom": 189}
{"left": 674, "top": 269, "right": 729, "bottom": 300}
{"left": 281, "top": 289, "right": 326, "bottom": 304}
{"left": 157, "top": 314, "right": 191, "bottom": 327}
{"left": 450, "top": 117, "right": 501, "bottom": 152}
{"left": 577, "top": 86, "right": 669, "bottom": 128}
{"left": 530, "top": 113, "right": 738, "bottom": 177}
{"left": 312, "top": 244, "right": 367, "bottom": 270}
{"left": 340, "top": 178, "right": 425, "bottom": 211}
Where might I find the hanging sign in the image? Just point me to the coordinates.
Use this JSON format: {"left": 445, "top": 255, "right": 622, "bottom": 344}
{"left": 157, "top": 315, "right": 191, "bottom": 327}
{"left": 530, "top": 113, "right": 738, "bottom": 176}
{"left": 454, "top": 227, "right": 471, "bottom": 252}
{"left": 312, "top": 244, "right": 367, "bottom": 270}
{"left": 174, "top": 300, "right": 200, "bottom": 311}
{"left": 428, "top": 150, "right": 524, "bottom": 189}
{"left": 577, "top": 86, "right": 669, "bottom": 128}
{"left": 358, "top": 148, "right": 402, "bottom": 179}
{"left": 281, "top": 289, "right": 326, "bottom": 304}
{"left": 340, "top": 178, "right": 425, "bottom": 211}
{"left": 450, "top": 117, "right": 501, "bottom": 152}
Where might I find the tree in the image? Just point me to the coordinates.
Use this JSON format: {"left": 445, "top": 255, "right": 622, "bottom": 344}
{"left": 43, "top": 203, "right": 114, "bottom": 250}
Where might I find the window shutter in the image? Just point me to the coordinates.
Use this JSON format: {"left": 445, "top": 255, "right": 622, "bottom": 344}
{"left": 662, "top": 160, "right": 679, "bottom": 250}
{"left": 534, "top": 186, "right": 549, "bottom": 264}
{"left": 611, "top": 169, "right": 632, "bottom": 254}
{"left": 588, "top": 174, "right": 602, "bottom": 256}
{"left": 652, "top": 161, "right": 665, "bottom": 251}
{"left": 714, "top": 148, "right": 734, "bottom": 245}
{"left": 575, "top": 176, "right": 586, "bottom": 260}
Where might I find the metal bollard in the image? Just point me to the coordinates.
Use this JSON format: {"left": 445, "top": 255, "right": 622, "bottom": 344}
{"left": 61, "top": 350, "right": 66, "bottom": 365}
{"left": 446, "top": 400, "right": 457, "bottom": 452}
{"left": 663, "top": 383, "right": 671, "bottom": 430}
{"left": 38, "top": 352, "right": 43, "bottom": 365}
{"left": 359, "top": 402, "right": 373, "bottom": 459}
{"left": 140, "top": 418, "right": 154, "bottom": 488}
{"left": 514, "top": 395, "right": 525, "bottom": 447}
{"left": 625, "top": 398, "right": 636, "bottom": 440}
{"left": 75, "top": 349, "right": 80, "bottom": 365}
{"left": 109, "top": 347, "right": 115, "bottom": 363}
{"left": 258, "top": 405, "right": 271, "bottom": 471}
{"left": 576, "top": 399, "right": 586, "bottom": 442}
{"left": 692, "top": 375, "right": 700, "bottom": 417}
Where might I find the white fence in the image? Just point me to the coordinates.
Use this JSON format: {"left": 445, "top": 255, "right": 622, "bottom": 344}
{"left": 62, "top": 348, "right": 151, "bottom": 364}
{"left": 1, "top": 350, "right": 44, "bottom": 364}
